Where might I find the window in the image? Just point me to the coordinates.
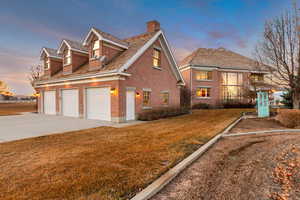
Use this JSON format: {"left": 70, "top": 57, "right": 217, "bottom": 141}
{"left": 153, "top": 49, "right": 161, "bottom": 67}
{"left": 196, "top": 71, "right": 212, "bottom": 81}
{"left": 91, "top": 40, "right": 100, "bottom": 58}
{"left": 222, "top": 72, "right": 243, "bottom": 100}
{"left": 44, "top": 59, "right": 50, "bottom": 70}
{"left": 143, "top": 91, "right": 151, "bottom": 106}
{"left": 64, "top": 50, "right": 71, "bottom": 65}
{"left": 196, "top": 87, "right": 211, "bottom": 98}
{"left": 161, "top": 92, "right": 169, "bottom": 105}
{"left": 250, "top": 74, "right": 264, "bottom": 82}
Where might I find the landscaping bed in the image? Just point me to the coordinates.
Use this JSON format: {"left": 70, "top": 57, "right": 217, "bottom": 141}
{"left": 228, "top": 117, "right": 288, "bottom": 134}
{"left": 0, "top": 102, "right": 36, "bottom": 116}
{"left": 0, "top": 109, "right": 248, "bottom": 200}
{"left": 152, "top": 133, "right": 300, "bottom": 200}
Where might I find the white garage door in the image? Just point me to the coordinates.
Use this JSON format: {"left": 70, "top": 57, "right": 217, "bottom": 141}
{"left": 44, "top": 91, "right": 56, "bottom": 115}
{"left": 61, "top": 89, "right": 79, "bottom": 117}
{"left": 86, "top": 87, "right": 111, "bottom": 121}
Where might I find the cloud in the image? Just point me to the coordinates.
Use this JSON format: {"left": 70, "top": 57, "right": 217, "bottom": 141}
{"left": 0, "top": 14, "right": 79, "bottom": 41}
{"left": 0, "top": 48, "right": 37, "bottom": 95}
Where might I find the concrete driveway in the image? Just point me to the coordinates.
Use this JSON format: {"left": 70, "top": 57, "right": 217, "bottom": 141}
{"left": 0, "top": 113, "right": 141, "bottom": 143}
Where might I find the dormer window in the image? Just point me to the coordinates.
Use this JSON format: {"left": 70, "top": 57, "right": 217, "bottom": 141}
{"left": 44, "top": 58, "right": 50, "bottom": 70}
{"left": 153, "top": 48, "right": 161, "bottom": 67}
{"left": 91, "top": 40, "right": 100, "bottom": 59}
{"left": 64, "top": 50, "right": 71, "bottom": 65}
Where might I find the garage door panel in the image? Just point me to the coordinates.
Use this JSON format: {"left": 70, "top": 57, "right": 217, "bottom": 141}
{"left": 44, "top": 91, "right": 56, "bottom": 115}
{"left": 62, "top": 89, "right": 79, "bottom": 117}
{"left": 86, "top": 88, "right": 111, "bottom": 121}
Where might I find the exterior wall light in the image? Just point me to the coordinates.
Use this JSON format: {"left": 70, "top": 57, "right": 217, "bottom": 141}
{"left": 110, "top": 88, "right": 116, "bottom": 95}
{"left": 136, "top": 92, "right": 140, "bottom": 97}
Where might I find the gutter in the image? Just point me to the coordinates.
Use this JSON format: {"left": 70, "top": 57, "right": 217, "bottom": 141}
{"left": 34, "top": 70, "right": 131, "bottom": 86}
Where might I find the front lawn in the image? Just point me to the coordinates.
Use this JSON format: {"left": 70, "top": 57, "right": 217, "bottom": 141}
{"left": 0, "top": 102, "right": 36, "bottom": 116}
{"left": 0, "top": 109, "right": 249, "bottom": 200}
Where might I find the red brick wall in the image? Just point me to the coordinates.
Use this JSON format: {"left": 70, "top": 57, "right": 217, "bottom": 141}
{"left": 63, "top": 50, "right": 88, "bottom": 74}
{"left": 181, "top": 68, "right": 251, "bottom": 106}
{"left": 49, "top": 58, "right": 63, "bottom": 76}
{"left": 120, "top": 38, "right": 181, "bottom": 116}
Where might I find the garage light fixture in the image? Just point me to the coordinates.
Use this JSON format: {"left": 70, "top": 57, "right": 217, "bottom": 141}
{"left": 136, "top": 92, "right": 140, "bottom": 97}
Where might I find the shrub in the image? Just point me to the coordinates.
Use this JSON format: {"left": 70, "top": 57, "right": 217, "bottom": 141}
{"left": 221, "top": 100, "right": 255, "bottom": 108}
{"left": 275, "top": 109, "right": 300, "bottom": 128}
{"left": 137, "top": 107, "right": 189, "bottom": 121}
{"left": 192, "top": 103, "right": 210, "bottom": 109}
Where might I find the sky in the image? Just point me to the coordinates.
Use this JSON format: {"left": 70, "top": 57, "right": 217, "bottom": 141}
{"left": 0, "top": 0, "right": 295, "bottom": 95}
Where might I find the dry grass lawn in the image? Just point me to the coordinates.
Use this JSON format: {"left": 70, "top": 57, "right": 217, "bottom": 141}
{"left": 0, "top": 102, "right": 36, "bottom": 116}
{"left": 0, "top": 109, "right": 250, "bottom": 200}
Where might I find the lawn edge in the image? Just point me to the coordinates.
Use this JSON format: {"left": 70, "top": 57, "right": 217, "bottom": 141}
{"left": 223, "top": 129, "right": 300, "bottom": 137}
{"left": 130, "top": 114, "right": 244, "bottom": 200}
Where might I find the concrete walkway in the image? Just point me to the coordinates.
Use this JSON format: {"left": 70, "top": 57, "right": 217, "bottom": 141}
{"left": 0, "top": 113, "right": 142, "bottom": 143}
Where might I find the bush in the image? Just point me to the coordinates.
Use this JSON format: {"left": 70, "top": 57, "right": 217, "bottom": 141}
{"left": 221, "top": 100, "right": 255, "bottom": 108}
{"left": 275, "top": 109, "right": 300, "bottom": 128}
{"left": 192, "top": 103, "right": 210, "bottom": 109}
{"left": 137, "top": 107, "right": 189, "bottom": 121}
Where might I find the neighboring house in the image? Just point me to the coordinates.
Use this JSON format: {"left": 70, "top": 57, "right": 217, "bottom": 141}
{"left": 179, "top": 47, "right": 269, "bottom": 106}
{"left": 34, "top": 21, "right": 184, "bottom": 122}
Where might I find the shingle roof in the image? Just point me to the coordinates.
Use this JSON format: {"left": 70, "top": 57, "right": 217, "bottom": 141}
{"left": 63, "top": 39, "right": 88, "bottom": 52}
{"left": 43, "top": 47, "right": 62, "bottom": 58}
{"left": 180, "top": 47, "right": 269, "bottom": 71}
{"left": 102, "top": 31, "right": 157, "bottom": 71}
{"left": 39, "top": 31, "right": 158, "bottom": 81}
{"left": 92, "top": 27, "right": 129, "bottom": 48}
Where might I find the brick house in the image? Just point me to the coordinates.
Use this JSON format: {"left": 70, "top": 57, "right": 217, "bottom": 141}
{"left": 179, "top": 47, "right": 269, "bottom": 106}
{"left": 34, "top": 21, "right": 184, "bottom": 122}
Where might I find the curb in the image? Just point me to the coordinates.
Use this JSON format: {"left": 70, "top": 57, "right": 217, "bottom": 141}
{"left": 223, "top": 129, "right": 300, "bottom": 137}
{"left": 130, "top": 115, "right": 244, "bottom": 200}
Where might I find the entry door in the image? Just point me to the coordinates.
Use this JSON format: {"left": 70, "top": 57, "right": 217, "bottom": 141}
{"left": 86, "top": 87, "right": 111, "bottom": 121}
{"left": 44, "top": 91, "right": 56, "bottom": 115}
{"left": 126, "top": 90, "right": 135, "bottom": 120}
{"left": 61, "top": 89, "right": 79, "bottom": 117}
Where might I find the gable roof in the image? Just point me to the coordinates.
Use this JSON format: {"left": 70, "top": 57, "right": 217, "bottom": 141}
{"left": 180, "top": 47, "right": 269, "bottom": 72}
{"left": 36, "top": 29, "right": 185, "bottom": 85}
{"left": 83, "top": 27, "right": 129, "bottom": 49}
{"left": 58, "top": 39, "right": 88, "bottom": 54}
{"left": 40, "top": 47, "right": 62, "bottom": 60}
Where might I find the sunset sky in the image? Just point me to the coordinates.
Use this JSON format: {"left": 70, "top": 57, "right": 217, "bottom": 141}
{"left": 0, "top": 0, "right": 295, "bottom": 95}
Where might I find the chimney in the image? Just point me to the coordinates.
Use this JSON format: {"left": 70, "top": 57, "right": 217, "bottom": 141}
{"left": 147, "top": 20, "right": 160, "bottom": 33}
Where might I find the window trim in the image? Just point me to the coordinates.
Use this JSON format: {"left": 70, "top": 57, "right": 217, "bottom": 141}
{"left": 44, "top": 59, "right": 50, "bottom": 70}
{"left": 63, "top": 50, "right": 72, "bottom": 66}
{"left": 142, "top": 90, "right": 151, "bottom": 107}
{"left": 221, "top": 72, "right": 244, "bottom": 100}
{"left": 153, "top": 48, "right": 161, "bottom": 68}
{"left": 195, "top": 70, "right": 213, "bottom": 81}
{"left": 196, "top": 87, "right": 211, "bottom": 98}
{"left": 161, "top": 91, "right": 169, "bottom": 105}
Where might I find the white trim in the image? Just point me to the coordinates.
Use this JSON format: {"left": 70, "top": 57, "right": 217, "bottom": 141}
{"left": 83, "top": 28, "right": 128, "bottom": 49}
{"left": 180, "top": 65, "right": 269, "bottom": 74}
{"left": 40, "top": 48, "right": 62, "bottom": 60}
{"left": 118, "top": 31, "right": 162, "bottom": 72}
{"left": 35, "top": 76, "right": 125, "bottom": 88}
{"left": 70, "top": 48, "right": 89, "bottom": 55}
{"left": 117, "top": 30, "right": 185, "bottom": 85}
{"left": 57, "top": 40, "right": 88, "bottom": 55}
{"left": 196, "top": 86, "right": 212, "bottom": 88}
{"left": 142, "top": 88, "right": 152, "bottom": 92}
{"left": 160, "top": 31, "right": 185, "bottom": 85}
{"left": 126, "top": 87, "right": 136, "bottom": 91}
{"left": 35, "top": 71, "right": 130, "bottom": 85}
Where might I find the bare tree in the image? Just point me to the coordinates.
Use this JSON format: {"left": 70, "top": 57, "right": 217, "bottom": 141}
{"left": 255, "top": 3, "right": 300, "bottom": 108}
{"left": 28, "top": 64, "right": 42, "bottom": 87}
